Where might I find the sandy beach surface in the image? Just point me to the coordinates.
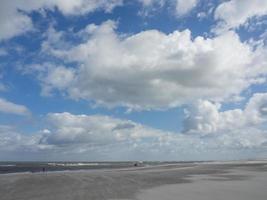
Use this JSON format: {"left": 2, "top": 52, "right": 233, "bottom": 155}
{"left": 0, "top": 161, "right": 267, "bottom": 200}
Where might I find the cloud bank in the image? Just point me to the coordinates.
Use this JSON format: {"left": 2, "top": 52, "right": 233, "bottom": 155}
{"left": 1, "top": 94, "right": 267, "bottom": 161}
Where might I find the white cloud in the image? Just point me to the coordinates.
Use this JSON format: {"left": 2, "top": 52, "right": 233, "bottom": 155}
{"left": 214, "top": 0, "right": 267, "bottom": 32}
{"left": 0, "top": 125, "right": 34, "bottom": 151}
{"left": 0, "top": 0, "right": 123, "bottom": 40}
{"left": 49, "top": 0, "right": 123, "bottom": 15}
{"left": 197, "top": 6, "right": 214, "bottom": 21}
{"left": 138, "top": 0, "right": 198, "bottom": 16}
{"left": 0, "top": 125, "right": 49, "bottom": 160}
{"left": 40, "top": 20, "right": 267, "bottom": 110}
{"left": 40, "top": 112, "right": 163, "bottom": 146}
{"left": 184, "top": 93, "right": 267, "bottom": 135}
{"left": 27, "top": 63, "right": 76, "bottom": 96}
{"left": 0, "top": 3, "right": 32, "bottom": 40}
{"left": 138, "top": 0, "right": 158, "bottom": 6}
{"left": 175, "top": 0, "right": 198, "bottom": 16}
{"left": 0, "top": 98, "right": 30, "bottom": 116}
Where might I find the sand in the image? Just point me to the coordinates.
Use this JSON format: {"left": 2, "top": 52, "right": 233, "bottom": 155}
{"left": 0, "top": 161, "right": 267, "bottom": 200}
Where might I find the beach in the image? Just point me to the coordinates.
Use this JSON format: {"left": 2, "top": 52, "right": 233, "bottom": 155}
{"left": 0, "top": 161, "right": 267, "bottom": 200}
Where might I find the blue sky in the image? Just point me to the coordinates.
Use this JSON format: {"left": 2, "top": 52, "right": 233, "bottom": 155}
{"left": 0, "top": 0, "right": 267, "bottom": 161}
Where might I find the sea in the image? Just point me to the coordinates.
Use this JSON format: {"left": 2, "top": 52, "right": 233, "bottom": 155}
{"left": 0, "top": 161, "right": 188, "bottom": 174}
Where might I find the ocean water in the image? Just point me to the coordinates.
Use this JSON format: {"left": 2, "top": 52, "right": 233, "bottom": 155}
{"left": 0, "top": 162, "right": 137, "bottom": 174}
{"left": 0, "top": 161, "right": 194, "bottom": 174}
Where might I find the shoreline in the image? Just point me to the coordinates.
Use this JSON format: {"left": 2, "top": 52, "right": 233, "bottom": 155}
{"left": 1, "top": 159, "right": 266, "bottom": 176}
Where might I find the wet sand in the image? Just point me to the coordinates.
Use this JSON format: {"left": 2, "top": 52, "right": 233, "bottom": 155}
{"left": 0, "top": 161, "right": 267, "bottom": 200}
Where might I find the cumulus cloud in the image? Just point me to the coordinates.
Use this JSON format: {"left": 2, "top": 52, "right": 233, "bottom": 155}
{"left": 39, "top": 20, "right": 267, "bottom": 110}
{"left": 214, "top": 0, "right": 267, "bottom": 32}
{"left": 0, "top": 0, "right": 123, "bottom": 40}
{"left": 0, "top": 98, "right": 30, "bottom": 116}
{"left": 184, "top": 93, "right": 267, "bottom": 135}
{"left": 40, "top": 112, "right": 163, "bottom": 147}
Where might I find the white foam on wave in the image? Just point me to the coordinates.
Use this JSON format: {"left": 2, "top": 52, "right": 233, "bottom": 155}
{"left": 47, "top": 162, "right": 107, "bottom": 167}
{"left": 0, "top": 164, "right": 16, "bottom": 167}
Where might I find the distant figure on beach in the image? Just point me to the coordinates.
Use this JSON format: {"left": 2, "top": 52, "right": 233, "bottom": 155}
{"left": 42, "top": 167, "right": 45, "bottom": 172}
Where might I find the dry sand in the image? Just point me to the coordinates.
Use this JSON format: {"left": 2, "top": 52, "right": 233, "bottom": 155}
{"left": 0, "top": 161, "right": 267, "bottom": 200}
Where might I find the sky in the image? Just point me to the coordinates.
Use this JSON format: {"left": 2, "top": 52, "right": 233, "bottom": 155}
{"left": 0, "top": 0, "right": 267, "bottom": 161}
